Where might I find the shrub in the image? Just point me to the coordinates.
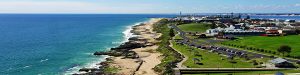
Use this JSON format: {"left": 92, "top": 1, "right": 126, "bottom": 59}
{"left": 297, "top": 61, "right": 300, "bottom": 65}
{"left": 256, "top": 48, "right": 260, "bottom": 51}
{"left": 241, "top": 46, "right": 246, "bottom": 48}
{"left": 249, "top": 47, "right": 253, "bottom": 50}
{"left": 268, "top": 51, "right": 272, "bottom": 53}
{"left": 287, "top": 55, "right": 291, "bottom": 57}
{"left": 239, "top": 46, "right": 244, "bottom": 48}
{"left": 229, "top": 60, "right": 237, "bottom": 64}
{"left": 252, "top": 60, "right": 258, "bottom": 65}
{"left": 295, "top": 56, "right": 300, "bottom": 59}
{"left": 260, "top": 49, "right": 264, "bottom": 52}
{"left": 272, "top": 52, "right": 276, "bottom": 54}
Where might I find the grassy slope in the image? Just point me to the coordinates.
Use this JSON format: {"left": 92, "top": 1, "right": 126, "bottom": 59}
{"left": 171, "top": 41, "right": 254, "bottom": 68}
{"left": 178, "top": 23, "right": 211, "bottom": 32}
{"left": 153, "top": 19, "right": 182, "bottom": 74}
{"left": 223, "top": 35, "right": 300, "bottom": 56}
{"left": 174, "top": 34, "right": 183, "bottom": 40}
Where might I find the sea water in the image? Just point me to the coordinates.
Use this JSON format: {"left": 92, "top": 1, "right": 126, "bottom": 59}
{"left": 0, "top": 14, "right": 174, "bottom": 75}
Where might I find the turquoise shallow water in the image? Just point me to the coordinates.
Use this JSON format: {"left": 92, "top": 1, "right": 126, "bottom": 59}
{"left": 0, "top": 14, "right": 175, "bottom": 75}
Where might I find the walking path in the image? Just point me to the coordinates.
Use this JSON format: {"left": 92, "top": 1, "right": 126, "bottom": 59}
{"left": 169, "top": 40, "right": 187, "bottom": 68}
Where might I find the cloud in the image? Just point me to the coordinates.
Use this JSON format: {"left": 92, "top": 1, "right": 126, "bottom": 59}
{"left": 295, "top": 4, "right": 300, "bottom": 7}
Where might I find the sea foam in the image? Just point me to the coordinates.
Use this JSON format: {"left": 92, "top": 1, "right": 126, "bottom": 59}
{"left": 64, "top": 20, "right": 150, "bottom": 75}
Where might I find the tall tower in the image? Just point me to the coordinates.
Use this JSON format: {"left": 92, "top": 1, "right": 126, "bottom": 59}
{"left": 180, "top": 11, "right": 182, "bottom": 16}
{"left": 179, "top": 11, "right": 182, "bottom": 21}
{"left": 231, "top": 12, "right": 234, "bottom": 18}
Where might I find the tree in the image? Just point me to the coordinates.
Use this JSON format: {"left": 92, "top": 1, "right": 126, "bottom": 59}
{"left": 199, "top": 34, "right": 206, "bottom": 38}
{"left": 252, "top": 60, "right": 258, "bottom": 66}
{"left": 277, "top": 45, "right": 292, "bottom": 56}
{"left": 169, "top": 28, "right": 175, "bottom": 37}
{"left": 296, "top": 29, "right": 300, "bottom": 34}
{"left": 210, "top": 22, "right": 217, "bottom": 29}
{"left": 246, "top": 15, "right": 251, "bottom": 19}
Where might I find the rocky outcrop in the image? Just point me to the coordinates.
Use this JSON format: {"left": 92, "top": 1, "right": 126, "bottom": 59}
{"left": 75, "top": 23, "right": 153, "bottom": 75}
{"left": 94, "top": 36, "right": 148, "bottom": 58}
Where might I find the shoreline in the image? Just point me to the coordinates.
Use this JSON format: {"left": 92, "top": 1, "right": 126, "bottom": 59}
{"left": 73, "top": 18, "right": 163, "bottom": 75}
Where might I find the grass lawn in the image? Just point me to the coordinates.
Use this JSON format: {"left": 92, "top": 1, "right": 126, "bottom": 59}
{"left": 178, "top": 23, "right": 212, "bottom": 32}
{"left": 182, "top": 69, "right": 300, "bottom": 75}
{"left": 222, "top": 35, "right": 300, "bottom": 57}
{"left": 171, "top": 41, "right": 254, "bottom": 68}
{"left": 174, "top": 34, "right": 183, "bottom": 40}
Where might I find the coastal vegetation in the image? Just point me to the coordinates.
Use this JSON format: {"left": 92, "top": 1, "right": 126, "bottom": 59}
{"left": 178, "top": 23, "right": 212, "bottom": 33}
{"left": 103, "top": 66, "right": 119, "bottom": 74}
{"left": 221, "top": 35, "right": 300, "bottom": 58}
{"left": 174, "top": 34, "right": 183, "bottom": 40}
{"left": 153, "top": 19, "right": 183, "bottom": 74}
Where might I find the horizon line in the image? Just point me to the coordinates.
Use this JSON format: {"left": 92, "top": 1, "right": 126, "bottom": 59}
{"left": 1, "top": 12, "right": 300, "bottom": 14}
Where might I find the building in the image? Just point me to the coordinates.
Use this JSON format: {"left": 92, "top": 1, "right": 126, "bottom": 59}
{"left": 279, "top": 27, "right": 297, "bottom": 35}
{"left": 265, "top": 27, "right": 280, "bottom": 36}
{"left": 206, "top": 25, "right": 265, "bottom": 36}
{"left": 286, "top": 23, "right": 300, "bottom": 29}
{"left": 269, "top": 58, "right": 295, "bottom": 68}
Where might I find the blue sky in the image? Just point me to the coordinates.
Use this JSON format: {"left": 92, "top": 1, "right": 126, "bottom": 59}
{"left": 0, "top": 0, "right": 300, "bottom": 13}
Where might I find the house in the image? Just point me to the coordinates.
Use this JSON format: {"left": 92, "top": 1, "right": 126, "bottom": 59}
{"left": 206, "top": 25, "right": 265, "bottom": 36}
{"left": 279, "top": 27, "right": 297, "bottom": 35}
{"left": 265, "top": 27, "right": 280, "bottom": 36}
{"left": 287, "top": 23, "right": 300, "bottom": 29}
{"left": 219, "top": 18, "right": 234, "bottom": 23}
{"left": 269, "top": 58, "right": 295, "bottom": 68}
{"left": 285, "top": 20, "right": 296, "bottom": 24}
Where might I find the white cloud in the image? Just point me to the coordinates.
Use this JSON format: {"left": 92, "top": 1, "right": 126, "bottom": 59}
{"left": 295, "top": 4, "right": 300, "bottom": 7}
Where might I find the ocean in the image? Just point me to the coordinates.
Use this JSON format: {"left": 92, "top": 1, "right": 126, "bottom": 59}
{"left": 249, "top": 15, "right": 300, "bottom": 21}
{"left": 0, "top": 14, "right": 175, "bottom": 75}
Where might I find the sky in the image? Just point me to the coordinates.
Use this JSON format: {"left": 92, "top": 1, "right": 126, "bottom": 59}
{"left": 0, "top": 0, "right": 300, "bottom": 14}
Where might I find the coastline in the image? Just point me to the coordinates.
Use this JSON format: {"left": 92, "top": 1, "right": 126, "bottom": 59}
{"left": 73, "top": 18, "right": 163, "bottom": 75}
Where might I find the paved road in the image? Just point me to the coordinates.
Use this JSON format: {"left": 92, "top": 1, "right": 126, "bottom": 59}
{"left": 170, "top": 25, "right": 299, "bottom": 62}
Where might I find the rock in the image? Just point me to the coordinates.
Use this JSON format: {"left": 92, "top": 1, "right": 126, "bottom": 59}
{"left": 93, "top": 52, "right": 109, "bottom": 55}
{"left": 106, "top": 58, "right": 113, "bottom": 61}
{"left": 99, "top": 62, "right": 109, "bottom": 66}
{"left": 79, "top": 68, "right": 98, "bottom": 72}
{"left": 108, "top": 51, "right": 123, "bottom": 56}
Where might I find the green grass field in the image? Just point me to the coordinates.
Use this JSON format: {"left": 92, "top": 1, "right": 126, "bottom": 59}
{"left": 178, "top": 23, "right": 211, "bottom": 32}
{"left": 182, "top": 70, "right": 300, "bottom": 75}
{"left": 222, "top": 35, "right": 300, "bottom": 57}
{"left": 171, "top": 41, "right": 254, "bottom": 68}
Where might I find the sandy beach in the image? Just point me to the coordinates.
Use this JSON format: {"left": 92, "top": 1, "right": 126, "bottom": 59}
{"left": 108, "top": 18, "right": 163, "bottom": 75}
